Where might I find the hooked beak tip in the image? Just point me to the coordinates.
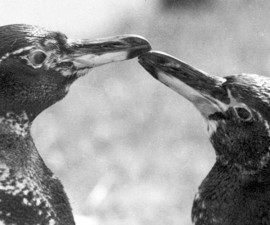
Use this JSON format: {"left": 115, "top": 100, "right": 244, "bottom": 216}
{"left": 123, "top": 35, "right": 152, "bottom": 59}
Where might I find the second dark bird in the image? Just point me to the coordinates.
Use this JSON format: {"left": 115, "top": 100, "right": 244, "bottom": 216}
{"left": 139, "top": 51, "right": 270, "bottom": 225}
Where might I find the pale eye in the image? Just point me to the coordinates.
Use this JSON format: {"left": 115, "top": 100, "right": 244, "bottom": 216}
{"left": 234, "top": 106, "right": 253, "bottom": 121}
{"left": 28, "top": 50, "right": 47, "bottom": 66}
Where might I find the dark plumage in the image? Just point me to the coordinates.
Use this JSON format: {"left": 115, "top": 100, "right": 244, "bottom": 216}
{"left": 139, "top": 51, "right": 270, "bottom": 225}
{"left": 0, "top": 24, "right": 151, "bottom": 225}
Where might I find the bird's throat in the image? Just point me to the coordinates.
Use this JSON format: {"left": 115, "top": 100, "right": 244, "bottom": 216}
{"left": 0, "top": 111, "right": 31, "bottom": 138}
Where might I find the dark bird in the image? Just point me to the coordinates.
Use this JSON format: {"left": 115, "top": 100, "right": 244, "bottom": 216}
{"left": 0, "top": 24, "right": 151, "bottom": 225}
{"left": 139, "top": 51, "right": 270, "bottom": 225}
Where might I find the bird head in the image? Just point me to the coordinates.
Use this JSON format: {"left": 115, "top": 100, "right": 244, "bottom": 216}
{"left": 139, "top": 51, "right": 270, "bottom": 175}
{"left": 0, "top": 24, "right": 151, "bottom": 121}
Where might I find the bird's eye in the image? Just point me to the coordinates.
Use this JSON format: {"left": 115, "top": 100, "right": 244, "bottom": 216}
{"left": 234, "top": 106, "right": 253, "bottom": 121}
{"left": 28, "top": 50, "right": 47, "bottom": 66}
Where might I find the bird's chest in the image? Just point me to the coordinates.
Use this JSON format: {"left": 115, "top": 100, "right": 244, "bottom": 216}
{"left": 191, "top": 164, "right": 270, "bottom": 225}
{"left": 192, "top": 190, "right": 270, "bottom": 225}
{"left": 0, "top": 166, "right": 59, "bottom": 225}
{"left": 192, "top": 188, "right": 242, "bottom": 225}
{"left": 0, "top": 133, "right": 74, "bottom": 225}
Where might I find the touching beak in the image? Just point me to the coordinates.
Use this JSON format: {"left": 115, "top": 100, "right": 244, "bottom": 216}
{"left": 66, "top": 35, "right": 151, "bottom": 69}
{"left": 139, "top": 51, "right": 229, "bottom": 118}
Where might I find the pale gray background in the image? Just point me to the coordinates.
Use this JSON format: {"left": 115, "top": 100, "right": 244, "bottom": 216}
{"left": 1, "top": 0, "right": 270, "bottom": 224}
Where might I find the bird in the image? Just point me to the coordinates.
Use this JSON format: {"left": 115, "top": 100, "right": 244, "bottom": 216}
{"left": 0, "top": 24, "right": 151, "bottom": 225}
{"left": 139, "top": 51, "right": 270, "bottom": 225}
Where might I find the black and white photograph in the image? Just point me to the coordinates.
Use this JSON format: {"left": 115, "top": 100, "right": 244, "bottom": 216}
{"left": 1, "top": 1, "right": 270, "bottom": 224}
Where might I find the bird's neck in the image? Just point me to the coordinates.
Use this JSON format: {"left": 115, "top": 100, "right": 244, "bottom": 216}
{"left": 0, "top": 110, "right": 44, "bottom": 178}
{"left": 192, "top": 161, "right": 270, "bottom": 225}
{"left": 0, "top": 110, "right": 31, "bottom": 138}
{"left": 0, "top": 110, "right": 75, "bottom": 224}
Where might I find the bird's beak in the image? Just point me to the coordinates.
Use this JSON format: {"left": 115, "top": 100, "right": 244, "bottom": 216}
{"left": 66, "top": 35, "right": 151, "bottom": 70}
{"left": 139, "top": 51, "right": 229, "bottom": 118}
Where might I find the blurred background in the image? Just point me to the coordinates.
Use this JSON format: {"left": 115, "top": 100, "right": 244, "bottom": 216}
{"left": 1, "top": 0, "right": 270, "bottom": 224}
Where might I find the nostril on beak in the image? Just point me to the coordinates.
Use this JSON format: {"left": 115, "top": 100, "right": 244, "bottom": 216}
{"left": 147, "top": 54, "right": 169, "bottom": 67}
{"left": 110, "top": 42, "right": 126, "bottom": 48}
{"left": 156, "top": 56, "right": 168, "bottom": 66}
